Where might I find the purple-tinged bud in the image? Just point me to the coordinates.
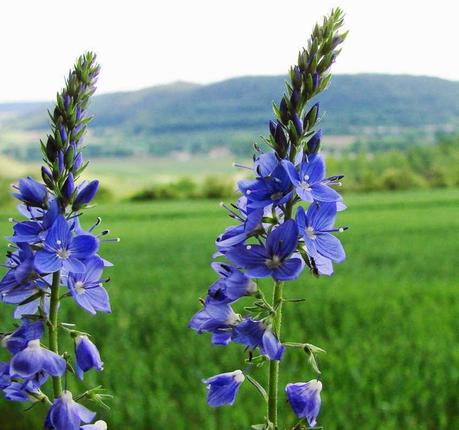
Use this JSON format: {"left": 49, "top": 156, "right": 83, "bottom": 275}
{"left": 46, "top": 136, "right": 57, "bottom": 161}
{"left": 292, "top": 66, "right": 302, "bottom": 90}
{"left": 292, "top": 113, "right": 303, "bottom": 136}
{"left": 279, "top": 97, "right": 289, "bottom": 124}
{"left": 59, "top": 127, "right": 67, "bottom": 145}
{"left": 57, "top": 151, "right": 64, "bottom": 174}
{"left": 307, "top": 129, "right": 322, "bottom": 154}
{"left": 312, "top": 73, "right": 320, "bottom": 91}
{"left": 76, "top": 105, "right": 82, "bottom": 121}
{"left": 303, "top": 102, "right": 320, "bottom": 131}
{"left": 274, "top": 124, "right": 288, "bottom": 152}
{"left": 269, "top": 120, "right": 277, "bottom": 137}
{"left": 41, "top": 166, "right": 54, "bottom": 188}
{"left": 62, "top": 173, "right": 75, "bottom": 201}
{"left": 73, "top": 152, "right": 83, "bottom": 172}
{"left": 64, "top": 95, "right": 70, "bottom": 110}
{"left": 73, "top": 180, "right": 99, "bottom": 210}
{"left": 65, "top": 144, "right": 76, "bottom": 169}
{"left": 290, "top": 90, "right": 300, "bottom": 110}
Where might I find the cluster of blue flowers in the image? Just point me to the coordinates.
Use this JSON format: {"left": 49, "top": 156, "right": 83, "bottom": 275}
{"left": 190, "top": 9, "right": 348, "bottom": 429}
{"left": 0, "top": 53, "right": 114, "bottom": 429}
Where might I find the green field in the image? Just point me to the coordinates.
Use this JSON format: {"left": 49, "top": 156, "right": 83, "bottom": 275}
{"left": 1, "top": 188, "right": 459, "bottom": 429}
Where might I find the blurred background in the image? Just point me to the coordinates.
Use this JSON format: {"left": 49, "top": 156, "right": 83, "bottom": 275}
{"left": 0, "top": 0, "right": 458, "bottom": 428}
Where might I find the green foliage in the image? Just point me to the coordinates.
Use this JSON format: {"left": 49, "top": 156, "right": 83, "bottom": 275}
{"left": 3, "top": 74, "right": 459, "bottom": 158}
{"left": 1, "top": 189, "right": 458, "bottom": 429}
{"left": 130, "top": 176, "right": 236, "bottom": 201}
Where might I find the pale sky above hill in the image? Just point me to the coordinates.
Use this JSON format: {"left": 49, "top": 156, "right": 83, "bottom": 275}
{"left": 1, "top": 0, "right": 459, "bottom": 102}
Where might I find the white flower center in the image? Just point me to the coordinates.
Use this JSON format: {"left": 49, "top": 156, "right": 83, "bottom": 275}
{"left": 28, "top": 339, "right": 41, "bottom": 349}
{"left": 265, "top": 255, "right": 282, "bottom": 269}
{"left": 75, "top": 281, "right": 85, "bottom": 295}
{"left": 57, "top": 248, "right": 70, "bottom": 259}
{"left": 94, "top": 421, "right": 108, "bottom": 430}
{"left": 306, "top": 226, "right": 316, "bottom": 240}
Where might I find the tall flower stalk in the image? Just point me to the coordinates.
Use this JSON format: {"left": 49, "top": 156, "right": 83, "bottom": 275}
{"left": 189, "top": 9, "right": 348, "bottom": 429}
{"left": 0, "top": 53, "right": 116, "bottom": 430}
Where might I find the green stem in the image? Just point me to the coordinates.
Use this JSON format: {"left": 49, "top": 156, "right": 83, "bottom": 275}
{"left": 267, "top": 280, "right": 284, "bottom": 428}
{"left": 48, "top": 270, "right": 62, "bottom": 397}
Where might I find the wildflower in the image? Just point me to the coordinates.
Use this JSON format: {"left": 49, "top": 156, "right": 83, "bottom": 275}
{"left": 202, "top": 370, "right": 245, "bottom": 407}
{"left": 238, "top": 164, "right": 292, "bottom": 209}
{"left": 13, "top": 177, "right": 48, "bottom": 208}
{"left": 10, "top": 339, "right": 66, "bottom": 378}
{"left": 232, "top": 319, "right": 284, "bottom": 360}
{"left": 67, "top": 257, "right": 111, "bottom": 315}
{"left": 224, "top": 220, "right": 304, "bottom": 281}
{"left": 296, "top": 202, "right": 346, "bottom": 264}
{"left": 74, "top": 335, "right": 103, "bottom": 380}
{"left": 34, "top": 216, "right": 98, "bottom": 274}
{"left": 45, "top": 390, "right": 96, "bottom": 430}
{"left": 189, "top": 303, "right": 239, "bottom": 345}
{"left": 285, "top": 379, "right": 322, "bottom": 427}
{"left": 282, "top": 154, "right": 342, "bottom": 203}
{"left": 207, "top": 262, "right": 257, "bottom": 304}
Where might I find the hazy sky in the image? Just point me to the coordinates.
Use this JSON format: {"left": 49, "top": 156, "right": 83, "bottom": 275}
{"left": 1, "top": 0, "right": 459, "bottom": 102}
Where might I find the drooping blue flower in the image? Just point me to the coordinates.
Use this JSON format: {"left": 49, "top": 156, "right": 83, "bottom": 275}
{"left": 45, "top": 390, "right": 96, "bottom": 430}
{"left": 202, "top": 370, "right": 245, "bottom": 407}
{"left": 285, "top": 379, "right": 322, "bottom": 427}
{"left": 189, "top": 303, "right": 239, "bottom": 345}
{"left": 2, "top": 280, "right": 50, "bottom": 319}
{"left": 12, "top": 177, "right": 48, "bottom": 208}
{"left": 282, "top": 154, "right": 342, "bottom": 203}
{"left": 207, "top": 262, "right": 257, "bottom": 304}
{"left": 81, "top": 420, "right": 108, "bottom": 430}
{"left": 34, "top": 216, "right": 98, "bottom": 274}
{"left": 10, "top": 339, "right": 66, "bottom": 378}
{"left": 224, "top": 220, "right": 304, "bottom": 281}
{"left": 0, "top": 362, "right": 11, "bottom": 389}
{"left": 238, "top": 164, "right": 292, "bottom": 209}
{"left": 232, "top": 318, "right": 284, "bottom": 360}
{"left": 67, "top": 256, "right": 110, "bottom": 315}
{"left": 0, "top": 244, "right": 35, "bottom": 294}
{"left": 296, "top": 202, "right": 346, "bottom": 264}
{"left": 74, "top": 335, "right": 103, "bottom": 380}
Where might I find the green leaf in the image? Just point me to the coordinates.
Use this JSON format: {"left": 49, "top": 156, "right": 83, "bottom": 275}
{"left": 246, "top": 374, "right": 268, "bottom": 403}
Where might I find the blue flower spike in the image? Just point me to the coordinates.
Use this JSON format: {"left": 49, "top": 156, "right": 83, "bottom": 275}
{"left": 188, "top": 9, "right": 348, "bottom": 429}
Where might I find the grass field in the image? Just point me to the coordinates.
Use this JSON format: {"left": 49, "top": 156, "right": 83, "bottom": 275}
{"left": 1, "top": 188, "right": 459, "bottom": 429}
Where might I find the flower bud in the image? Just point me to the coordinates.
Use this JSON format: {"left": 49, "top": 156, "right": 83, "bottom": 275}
{"left": 73, "top": 180, "right": 99, "bottom": 210}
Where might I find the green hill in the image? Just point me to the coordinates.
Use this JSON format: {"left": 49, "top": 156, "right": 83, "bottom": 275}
{"left": 2, "top": 74, "right": 459, "bottom": 158}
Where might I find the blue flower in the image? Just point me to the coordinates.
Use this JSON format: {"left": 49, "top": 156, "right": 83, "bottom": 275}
{"left": 224, "top": 220, "right": 304, "bottom": 281}
{"left": 282, "top": 155, "right": 342, "bottom": 203}
{"left": 296, "top": 202, "right": 346, "bottom": 264}
{"left": 0, "top": 362, "right": 11, "bottom": 389}
{"left": 0, "top": 244, "right": 35, "bottom": 293}
{"left": 2, "top": 280, "right": 50, "bottom": 320}
{"left": 285, "top": 379, "right": 322, "bottom": 427}
{"left": 207, "top": 262, "right": 257, "bottom": 304}
{"left": 34, "top": 216, "right": 98, "bottom": 274}
{"left": 67, "top": 257, "right": 110, "bottom": 315}
{"left": 3, "top": 372, "right": 48, "bottom": 402}
{"left": 3, "top": 319, "right": 45, "bottom": 354}
{"left": 216, "top": 197, "right": 264, "bottom": 250}
{"left": 81, "top": 420, "right": 107, "bottom": 430}
{"left": 13, "top": 177, "right": 48, "bottom": 208}
{"left": 202, "top": 370, "right": 245, "bottom": 407}
{"left": 10, "top": 339, "right": 66, "bottom": 378}
{"left": 232, "top": 319, "right": 284, "bottom": 360}
{"left": 238, "top": 164, "right": 292, "bottom": 209}
{"left": 45, "top": 390, "right": 96, "bottom": 430}
{"left": 189, "top": 303, "right": 239, "bottom": 345}
{"left": 74, "top": 335, "right": 103, "bottom": 380}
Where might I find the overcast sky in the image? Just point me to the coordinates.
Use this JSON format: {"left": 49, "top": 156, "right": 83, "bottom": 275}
{"left": 1, "top": 0, "right": 458, "bottom": 102}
